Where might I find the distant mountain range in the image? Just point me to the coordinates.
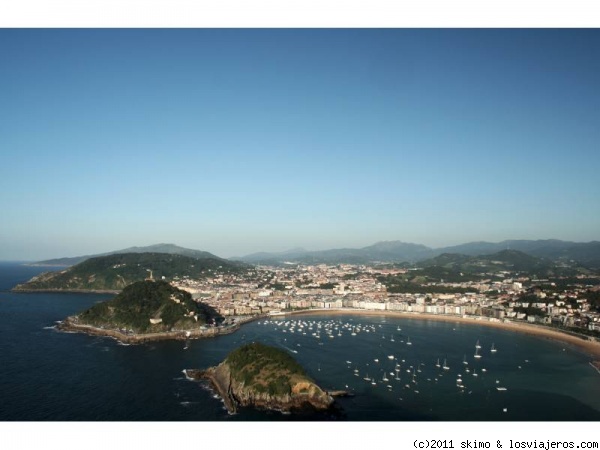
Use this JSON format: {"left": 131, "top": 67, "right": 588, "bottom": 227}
{"left": 30, "top": 239, "right": 600, "bottom": 269}
{"left": 234, "top": 241, "right": 434, "bottom": 265}
{"left": 31, "top": 244, "right": 223, "bottom": 267}
{"left": 235, "top": 239, "right": 600, "bottom": 268}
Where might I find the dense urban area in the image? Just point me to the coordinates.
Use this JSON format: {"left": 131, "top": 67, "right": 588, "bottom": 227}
{"left": 171, "top": 261, "right": 600, "bottom": 339}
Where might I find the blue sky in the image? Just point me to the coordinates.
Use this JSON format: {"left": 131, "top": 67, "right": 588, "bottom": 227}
{"left": 1, "top": 29, "right": 599, "bottom": 260}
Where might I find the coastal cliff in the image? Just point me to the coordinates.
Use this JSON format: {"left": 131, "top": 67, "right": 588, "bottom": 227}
{"left": 185, "top": 343, "right": 334, "bottom": 414}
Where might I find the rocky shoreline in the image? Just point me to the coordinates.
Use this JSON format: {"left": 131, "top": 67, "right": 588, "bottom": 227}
{"left": 56, "top": 315, "right": 258, "bottom": 344}
{"left": 184, "top": 362, "right": 336, "bottom": 415}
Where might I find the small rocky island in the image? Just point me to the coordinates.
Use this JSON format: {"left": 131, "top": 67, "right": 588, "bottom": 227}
{"left": 58, "top": 280, "right": 224, "bottom": 343}
{"left": 185, "top": 342, "right": 336, "bottom": 414}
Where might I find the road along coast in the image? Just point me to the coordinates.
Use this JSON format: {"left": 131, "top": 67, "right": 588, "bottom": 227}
{"left": 57, "top": 315, "right": 261, "bottom": 344}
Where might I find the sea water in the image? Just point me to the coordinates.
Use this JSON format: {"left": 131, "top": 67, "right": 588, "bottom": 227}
{"left": 1, "top": 262, "right": 599, "bottom": 421}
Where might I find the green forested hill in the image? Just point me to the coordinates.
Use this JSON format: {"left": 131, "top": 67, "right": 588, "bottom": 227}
{"left": 226, "top": 342, "right": 311, "bottom": 396}
{"left": 77, "top": 280, "right": 222, "bottom": 332}
{"left": 31, "top": 243, "right": 224, "bottom": 267}
{"left": 418, "top": 249, "right": 581, "bottom": 276}
{"left": 14, "top": 252, "right": 247, "bottom": 291}
{"left": 378, "top": 250, "right": 587, "bottom": 293}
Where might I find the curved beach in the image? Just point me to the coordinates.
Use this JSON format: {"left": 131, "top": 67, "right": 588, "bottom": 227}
{"left": 277, "top": 309, "right": 600, "bottom": 359}
{"left": 58, "top": 306, "right": 600, "bottom": 359}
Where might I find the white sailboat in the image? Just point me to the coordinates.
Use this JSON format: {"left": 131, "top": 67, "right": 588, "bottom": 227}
{"left": 491, "top": 343, "right": 497, "bottom": 353}
{"left": 411, "top": 369, "right": 417, "bottom": 384}
{"left": 442, "top": 359, "right": 450, "bottom": 370}
{"left": 474, "top": 346, "right": 482, "bottom": 359}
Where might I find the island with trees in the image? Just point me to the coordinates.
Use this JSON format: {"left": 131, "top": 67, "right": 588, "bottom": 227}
{"left": 184, "top": 342, "right": 336, "bottom": 414}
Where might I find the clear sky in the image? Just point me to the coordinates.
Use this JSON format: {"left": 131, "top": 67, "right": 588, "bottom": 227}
{"left": 1, "top": 29, "right": 599, "bottom": 260}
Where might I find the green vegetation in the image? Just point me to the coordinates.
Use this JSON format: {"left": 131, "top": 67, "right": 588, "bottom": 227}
{"left": 374, "top": 251, "right": 573, "bottom": 292}
{"left": 15, "top": 252, "right": 247, "bottom": 291}
{"left": 513, "top": 305, "right": 546, "bottom": 317}
{"left": 545, "top": 277, "right": 600, "bottom": 290}
{"left": 583, "top": 290, "right": 600, "bottom": 311}
{"left": 377, "top": 273, "right": 472, "bottom": 294}
{"left": 269, "top": 283, "right": 288, "bottom": 291}
{"left": 78, "top": 280, "right": 223, "bottom": 333}
{"left": 342, "top": 273, "right": 359, "bottom": 280}
{"left": 226, "top": 342, "right": 310, "bottom": 397}
{"left": 417, "top": 250, "right": 583, "bottom": 278}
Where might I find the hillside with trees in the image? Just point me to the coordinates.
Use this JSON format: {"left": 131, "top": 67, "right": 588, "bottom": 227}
{"left": 14, "top": 252, "right": 247, "bottom": 292}
{"left": 77, "top": 280, "right": 223, "bottom": 333}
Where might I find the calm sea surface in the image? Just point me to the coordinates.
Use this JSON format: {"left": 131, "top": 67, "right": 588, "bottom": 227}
{"left": 1, "top": 262, "right": 599, "bottom": 421}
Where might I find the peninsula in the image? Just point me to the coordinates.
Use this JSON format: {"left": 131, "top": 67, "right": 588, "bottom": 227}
{"left": 58, "top": 280, "right": 227, "bottom": 343}
{"left": 13, "top": 252, "right": 246, "bottom": 292}
{"left": 184, "top": 342, "right": 335, "bottom": 414}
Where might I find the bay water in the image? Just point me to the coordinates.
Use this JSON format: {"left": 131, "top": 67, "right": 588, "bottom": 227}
{"left": 1, "top": 262, "right": 599, "bottom": 421}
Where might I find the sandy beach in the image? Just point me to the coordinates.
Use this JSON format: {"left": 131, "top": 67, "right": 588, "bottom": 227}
{"left": 278, "top": 309, "right": 600, "bottom": 359}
